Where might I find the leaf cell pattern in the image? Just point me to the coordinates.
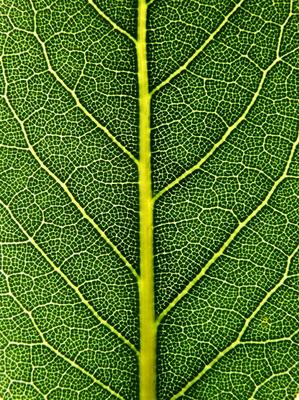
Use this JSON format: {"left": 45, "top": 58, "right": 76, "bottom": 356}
{"left": 0, "top": 0, "right": 298, "bottom": 399}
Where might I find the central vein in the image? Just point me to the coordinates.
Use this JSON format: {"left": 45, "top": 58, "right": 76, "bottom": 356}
{"left": 137, "top": 0, "right": 156, "bottom": 399}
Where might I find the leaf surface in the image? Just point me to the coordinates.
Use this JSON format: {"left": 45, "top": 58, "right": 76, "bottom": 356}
{"left": 0, "top": 0, "right": 299, "bottom": 399}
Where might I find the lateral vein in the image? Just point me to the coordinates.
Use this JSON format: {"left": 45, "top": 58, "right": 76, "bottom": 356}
{"left": 27, "top": 0, "right": 138, "bottom": 165}
{"left": 4, "top": 282, "right": 128, "bottom": 400}
{"left": 170, "top": 244, "right": 299, "bottom": 400}
{"left": 0, "top": 62, "right": 138, "bottom": 281}
{"left": 0, "top": 198, "right": 139, "bottom": 355}
{"left": 154, "top": 0, "right": 293, "bottom": 202}
{"left": 157, "top": 128, "right": 299, "bottom": 325}
{"left": 153, "top": 56, "right": 280, "bottom": 202}
{"left": 87, "top": 0, "right": 137, "bottom": 44}
{"left": 150, "top": 0, "right": 246, "bottom": 96}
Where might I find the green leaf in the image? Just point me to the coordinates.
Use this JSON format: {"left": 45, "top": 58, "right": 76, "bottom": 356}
{"left": 0, "top": 0, "right": 298, "bottom": 399}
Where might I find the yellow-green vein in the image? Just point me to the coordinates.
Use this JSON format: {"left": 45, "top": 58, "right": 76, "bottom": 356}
{"left": 170, "top": 244, "right": 299, "bottom": 399}
{"left": 137, "top": 0, "right": 157, "bottom": 399}
{"left": 157, "top": 128, "right": 299, "bottom": 325}
{"left": 87, "top": 0, "right": 137, "bottom": 44}
{"left": 4, "top": 277, "right": 127, "bottom": 400}
{"left": 150, "top": 0, "right": 246, "bottom": 96}
{"left": 27, "top": 0, "right": 138, "bottom": 165}
{"left": 153, "top": 57, "right": 279, "bottom": 202}
{"left": 0, "top": 198, "right": 139, "bottom": 355}
{"left": 0, "top": 69, "right": 138, "bottom": 281}
{"left": 153, "top": 1, "right": 293, "bottom": 202}
{"left": 249, "top": 366, "right": 299, "bottom": 399}
{"left": 0, "top": 144, "right": 29, "bottom": 151}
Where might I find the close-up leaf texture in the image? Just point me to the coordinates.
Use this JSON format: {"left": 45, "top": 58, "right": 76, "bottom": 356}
{"left": 0, "top": 0, "right": 299, "bottom": 399}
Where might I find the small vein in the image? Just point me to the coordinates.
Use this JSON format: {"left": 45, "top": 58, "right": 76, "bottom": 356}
{"left": 276, "top": 0, "right": 294, "bottom": 59}
{"left": 153, "top": 56, "right": 280, "bottom": 202}
{"left": 0, "top": 240, "right": 30, "bottom": 245}
{"left": 281, "top": 45, "right": 299, "bottom": 60}
{"left": 150, "top": 0, "right": 246, "bottom": 96}
{"left": 4, "top": 281, "right": 127, "bottom": 400}
{"left": 86, "top": 0, "right": 137, "bottom": 44}
{"left": 0, "top": 69, "right": 139, "bottom": 281}
{"left": 170, "top": 244, "right": 299, "bottom": 400}
{"left": 0, "top": 198, "right": 139, "bottom": 355}
{"left": 0, "top": 143, "right": 29, "bottom": 151}
{"left": 28, "top": 0, "right": 138, "bottom": 165}
{"left": 157, "top": 128, "right": 299, "bottom": 325}
{"left": 248, "top": 366, "right": 298, "bottom": 400}
{"left": 243, "top": 326, "right": 299, "bottom": 345}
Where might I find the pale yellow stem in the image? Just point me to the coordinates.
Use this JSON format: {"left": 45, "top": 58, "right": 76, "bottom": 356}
{"left": 137, "top": 0, "right": 157, "bottom": 399}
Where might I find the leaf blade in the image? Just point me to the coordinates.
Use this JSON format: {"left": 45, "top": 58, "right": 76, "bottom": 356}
{"left": 0, "top": 0, "right": 299, "bottom": 399}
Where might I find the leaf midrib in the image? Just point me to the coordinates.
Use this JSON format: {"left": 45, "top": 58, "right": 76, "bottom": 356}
{"left": 137, "top": 1, "right": 157, "bottom": 399}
